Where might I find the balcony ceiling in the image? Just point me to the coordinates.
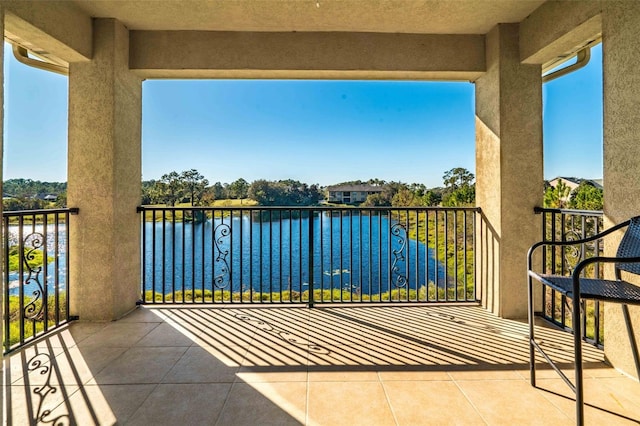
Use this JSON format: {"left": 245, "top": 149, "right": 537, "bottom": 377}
{"left": 72, "top": 0, "right": 546, "bottom": 34}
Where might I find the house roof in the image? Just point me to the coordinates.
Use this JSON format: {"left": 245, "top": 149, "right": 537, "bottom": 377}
{"left": 326, "top": 184, "right": 384, "bottom": 192}
{"left": 549, "top": 177, "right": 603, "bottom": 189}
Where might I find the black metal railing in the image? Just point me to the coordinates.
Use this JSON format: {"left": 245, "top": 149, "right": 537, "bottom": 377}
{"left": 3, "top": 208, "right": 78, "bottom": 354}
{"left": 139, "top": 206, "right": 479, "bottom": 305}
{"left": 535, "top": 207, "right": 604, "bottom": 346}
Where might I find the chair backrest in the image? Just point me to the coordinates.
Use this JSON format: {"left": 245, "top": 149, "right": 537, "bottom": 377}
{"left": 616, "top": 216, "right": 640, "bottom": 275}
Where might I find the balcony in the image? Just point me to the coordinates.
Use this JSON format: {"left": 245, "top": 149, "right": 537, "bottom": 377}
{"left": 3, "top": 2, "right": 640, "bottom": 425}
{"left": 5, "top": 304, "right": 640, "bottom": 425}
{"left": 4, "top": 207, "right": 640, "bottom": 424}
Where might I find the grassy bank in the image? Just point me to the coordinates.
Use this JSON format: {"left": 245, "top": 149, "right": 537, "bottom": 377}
{"left": 142, "top": 284, "right": 450, "bottom": 304}
{"left": 394, "top": 210, "right": 475, "bottom": 300}
{"left": 5, "top": 293, "right": 67, "bottom": 349}
{"left": 141, "top": 199, "right": 258, "bottom": 221}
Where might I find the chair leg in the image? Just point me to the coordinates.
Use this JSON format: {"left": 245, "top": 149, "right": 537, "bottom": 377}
{"left": 528, "top": 276, "right": 536, "bottom": 386}
{"left": 573, "top": 296, "right": 584, "bottom": 426}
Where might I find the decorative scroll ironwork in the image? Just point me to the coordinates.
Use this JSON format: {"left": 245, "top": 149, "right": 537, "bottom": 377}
{"left": 233, "top": 313, "right": 330, "bottom": 354}
{"left": 562, "top": 228, "right": 583, "bottom": 274}
{"left": 27, "top": 353, "right": 69, "bottom": 425}
{"left": 213, "top": 223, "right": 231, "bottom": 289}
{"left": 22, "top": 232, "right": 46, "bottom": 321}
{"left": 390, "top": 223, "right": 407, "bottom": 288}
{"left": 560, "top": 216, "right": 601, "bottom": 275}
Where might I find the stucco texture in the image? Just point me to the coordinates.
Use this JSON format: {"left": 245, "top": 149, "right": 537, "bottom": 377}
{"left": 601, "top": 1, "right": 640, "bottom": 380}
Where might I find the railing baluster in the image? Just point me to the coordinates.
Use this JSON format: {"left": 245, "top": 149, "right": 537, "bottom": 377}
{"left": 4, "top": 214, "right": 10, "bottom": 352}
{"left": 298, "top": 209, "right": 303, "bottom": 303}
{"left": 308, "top": 210, "right": 315, "bottom": 308}
{"left": 239, "top": 209, "right": 244, "bottom": 303}
{"left": 289, "top": 209, "right": 293, "bottom": 301}
{"left": 259, "top": 209, "right": 264, "bottom": 303}
{"left": 54, "top": 212, "right": 60, "bottom": 326}
{"left": 42, "top": 213, "right": 49, "bottom": 334}
{"left": 202, "top": 209, "right": 207, "bottom": 302}
{"left": 368, "top": 209, "right": 373, "bottom": 301}
{"left": 250, "top": 209, "right": 254, "bottom": 303}
{"left": 349, "top": 209, "right": 353, "bottom": 302}
{"left": 330, "top": 208, "right": 334, "bottom": 303}
{"left": 426, "top": 211, "right": 431, "bottom": 301}
{"left": 359, "top": 210, "right": 363, "bottom": 302}
{"left": 18, "top": 213, "right": 25, "bottom": 346}
{"left": 340, "top": 209, "right": 344, "bottom": 303}
{"left": 269, "top": 210, "right": 273, "bottom": 303}
{"left": 463, "top": 211, "right": 468, "bottom": 301}
{"left": 319, "top": 209, "right": 324, "bottom": 302}
{"left": 162, "top": 209, "right": 167, "bottom": 303}
{"left": 387, "top": 210, "right": 392, "bottom": 302}
{"left": 279, "top": 210, "right": 283, "bottom": 303}
{"left": 415, "top": 210, "right": 419, "bottom": 302}
{"left": 404, "top": 209, "right": 411, "bottom": 302}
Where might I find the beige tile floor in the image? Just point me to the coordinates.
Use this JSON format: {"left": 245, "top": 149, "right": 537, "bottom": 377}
{"left": 3, "top": 304, "right": 640, "bottom": 425}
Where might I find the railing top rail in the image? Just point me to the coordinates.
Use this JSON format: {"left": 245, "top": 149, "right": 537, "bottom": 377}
{"left": 138, "top": 205, "right": 481, "bottom": 212}
{"left": 2, "top": 207, "right": 79, "bottom": 217}
{"left": 534, "top": 206, "right": 603, "bottom": 217}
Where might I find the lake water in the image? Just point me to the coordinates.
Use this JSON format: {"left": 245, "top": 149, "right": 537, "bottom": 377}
{"left": 143, "top": 212, "right": 446, "bottom": 297}
{"left": 7, "top": 213, "right": 449, "bottom": 299}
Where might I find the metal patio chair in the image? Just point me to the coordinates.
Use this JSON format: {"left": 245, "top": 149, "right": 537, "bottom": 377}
{"left": 527, "top": 216, "right": 640, "bottom": 425}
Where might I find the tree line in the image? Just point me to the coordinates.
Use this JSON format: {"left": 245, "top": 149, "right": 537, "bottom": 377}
{"left": 2, "top": 178, "right": 67, "bottom": 210}
{"left": 140, "top": 167, "right": 476, "bottom": 208}
{"left": 2, "top": 168, "right": 476, "bottom": 210}
{"left": 141, "top": 170, "right": 323, "bottom": 207}
{"left": 6, "top": 167, "right": 602, "bottom": 211}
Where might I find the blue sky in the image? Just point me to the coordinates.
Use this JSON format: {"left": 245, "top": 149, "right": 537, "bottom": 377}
{"left": 3, "top": 43, "right": 603, "bottom": 188}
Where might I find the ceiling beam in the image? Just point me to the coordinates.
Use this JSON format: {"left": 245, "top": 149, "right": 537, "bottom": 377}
{"left": 519, "top": 0, "right": 601, "bottom": 66}
{"left": 3, "top": 0, "right": 92, "bottom": 63}
{"left": 130, "top": 31, "right": 485, "bottom": 80}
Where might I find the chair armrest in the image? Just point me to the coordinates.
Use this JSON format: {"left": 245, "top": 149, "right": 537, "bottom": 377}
{"left": 527, "top": 220, "right": 630, "bottom": 271}
{"left": 572, "top": 256, "right": 640, "bottom": 278}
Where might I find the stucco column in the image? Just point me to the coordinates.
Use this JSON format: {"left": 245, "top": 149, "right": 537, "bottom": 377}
{"left": 475, "top": 24, "right": 543, "bottom": 319}
{"left": 68, "top": 19, "right": 142, "bottom": 321}
{"left": 602, "top": 2, "right": 640, "bottom": 380}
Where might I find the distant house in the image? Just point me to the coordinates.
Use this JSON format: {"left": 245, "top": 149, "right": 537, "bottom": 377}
{"left": 548, "top": 177, "right": 603, "bottom": 192}
{"left": 326, "top": 184, "right": 383, "bottom": 204}
{"left": 33, "top": 193, "right": 59, "bottom": 202}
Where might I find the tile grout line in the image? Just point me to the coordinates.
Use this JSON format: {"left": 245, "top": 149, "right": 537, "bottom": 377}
{"left": 448, "top": 372, "right": 491, "bottom": 426}
{"left": 378, "top": 372, "right": 400, "bottom": 426}
{"left": 119, "top": 319, "right": 188, "bottom": 425}
{"left": 531, "top": 381, "right": 576, "bottom": 423}
{"left": 212, "top": 381, "right": 236, "bottom": 426}
{"left": 122, "top": 382, "right": 162, "bottom": 425}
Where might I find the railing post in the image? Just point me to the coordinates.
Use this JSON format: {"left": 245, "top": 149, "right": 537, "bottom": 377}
{"left": 308, "top": 210, "right": 314, "bottom": 308}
